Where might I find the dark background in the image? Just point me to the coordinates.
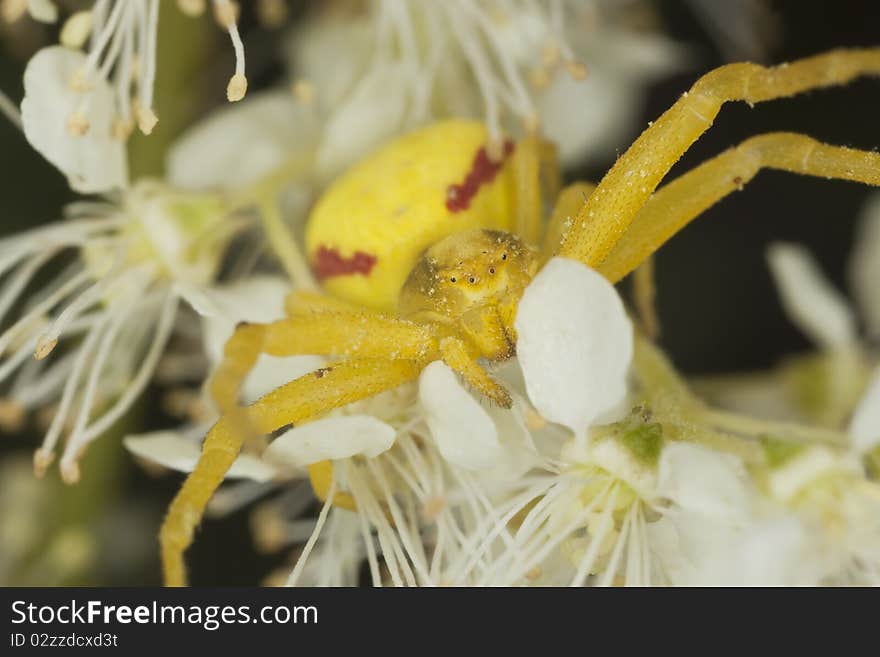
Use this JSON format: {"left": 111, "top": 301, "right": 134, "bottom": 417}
{"left": 0, "top": 0, "right": 878, "bottom": 585}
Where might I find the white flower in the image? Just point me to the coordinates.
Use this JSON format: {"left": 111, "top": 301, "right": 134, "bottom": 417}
{"left": 765, "top": 240, "right": 873, "bottom": 428}
{"left": 849, "top": 193, "right": 880, "bottom": 339}
{"left": 849, "top": 368, "right": 880, "bottom": 453}
{"left": 166, "top": 90, "right": 321, "bottom": 192}
{"left": 19, "top": 0, "right": 248, "bottom": 183}
{"left": 289, "top": 0, "right": 685, "bottom": 169}
{"left": 653, "top": 441, "right": 880, "bottom": 585}
{"left": 766, "top": 242, "right": 857, "bottom": 350}
{"left": 649, "top": 442, "right": 817, "bottom": 586}
{"left": 0, "top": 182, "right": 240, "bottom": 483}
{"left": 21, "top": 46, "right": 128, "bottom": 194}
{"left": 515, "top": 256, "right": 633, "bottom": 437}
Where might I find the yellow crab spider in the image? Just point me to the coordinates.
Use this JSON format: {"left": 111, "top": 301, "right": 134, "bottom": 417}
{"left": 160, "top": 48, "right": 880, "bottom": 586}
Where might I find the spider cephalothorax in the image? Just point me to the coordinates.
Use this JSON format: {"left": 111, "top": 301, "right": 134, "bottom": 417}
{"left": 160, "top": 48, "right": 880, "bottom": 586}
{"left": 399, "top": 229, "right": 538, "bottom": 361}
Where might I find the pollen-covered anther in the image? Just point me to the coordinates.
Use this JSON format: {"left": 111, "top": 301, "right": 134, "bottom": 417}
{"left": 177, "top": 0, "right": 206, "bottom": 17}
{"left": 68, "top": 68, "right": 91, "bottom": 93}
{"left": 1, "top": 0, "right": 28, "bottom": 24}
{"left": 60, "top": 11, "right": 93, "bottom": 50}
{"left": 112, "top": 116, "right": 134, "bottom": 141}
{"left": 61, "top": 459, "right": 81, "bottom": 485}
{"left": 34, "top": 335, "right": 58, "bottom": 360}
{"left": 485, "top": 137, "right": 507, "bottom": 163}
{"left": 251, "top": 504, "right": 288, "bottom": 553}
{"left": 65, "top": 110, "right": 89, "bottom": 136}
{"left": 529, "top": 67, "right": 551, "bottom": 90}
{"left": 0, "top": 399, "right": 25, "bottom": 432}
{"left": 291, "top": 79, "right": 315, "bottom": 105}
{"left": 212, "top": 0, "right": 239, "bottom": 29}
{"left": 565, "top": 60, "right": 588, "bottom": 81}
{"left": 421, "top": 495, "right": 447, "bottom": 521}
{"left": 136, "top": 105, "right": 158, "bottom": 135}
{"left": 541, "top": 44, "right": 561, "bottom": 68}
{"left": 227, "top": 72, "right": 248, "bottom": 102}
{"left": 32, "top": 447, "right": 55, "bottom": 478}
{"left": 257, "top": 0, "right": 287, "bottom": 28}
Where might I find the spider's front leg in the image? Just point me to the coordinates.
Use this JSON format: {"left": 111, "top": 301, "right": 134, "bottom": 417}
{"left": 559, "top": 47, "right": 880, "bottom": 267}
{"left": 161, "top": 358, "right": 423, "bottom": 587}
{"left": 597, "top": 132, "right": 880, "bottom": 283}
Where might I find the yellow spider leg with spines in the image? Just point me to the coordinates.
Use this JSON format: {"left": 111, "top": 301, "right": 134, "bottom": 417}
{"left": 284, "top": 290, "right": 364, "bottom": 316}
{"left": 259, "top": 313, "right": 439, "bottom": 360}
{"left": 511, "top": 134, "right": 543, "bottom": 246}
{"left": 439, "top": 336, "right": 513, "bottom": 408}
{"left": 597, "top": 132, "right": 880, "bottom": 283}
{"left": 560, "top": 47, "right": 880, "bottom": 267}
{"left": 161, "top": 358, "right": 422, "bottom": 586}
{"left": 541, "top": 181, "right": 596, "bottom": 263}
{"left": 633, "top": 256, "right": 660, "bottom": 339}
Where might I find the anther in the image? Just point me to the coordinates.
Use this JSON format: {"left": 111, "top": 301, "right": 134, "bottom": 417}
{"left": 60, "top": 11, "right": 93, "bottom": 49}
{"left": 136, "top": 105, "right": 158, "bottom": 135}
{"left": 33, "top": 448, "right": 54, "bottom": 478}
{"left": 34, "top": 335, "right": 58, "bottom": 360}
{"left": 177, "top": 0, "right": 206, "bottom": 17}
{"left": 66, "top": 112, "right": 89, "bottom": 137}
{"left": 291, "top": 79, "right": 314, "bottom": 104}
{"left": 565, "top": 60, "right": 588, "bottom": 80}
{"left": 227, "top": 72, "right": 247, "bottom": 102}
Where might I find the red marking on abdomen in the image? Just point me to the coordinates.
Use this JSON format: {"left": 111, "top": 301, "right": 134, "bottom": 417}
{"left": 312, "top": 245, "right": 377, "bottom": 281}
{"left": 445, "top": 140, "right": 515, "bottom": 213}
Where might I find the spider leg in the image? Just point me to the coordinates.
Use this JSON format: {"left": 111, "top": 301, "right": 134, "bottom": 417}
{"left": 439, "top": 336, "right": 512, "bottom": 408}
{"left": 161, "top": 358, "right": 422, "bottom": 586}
{"left": 210, "top": 312, "right": 438, "bottom": 419}
{"left": 283, "top": 289, "right": 365, "bottom": 316}
{"left": 597, "top": 132, "right": 880, "bottom": 283}
{"left": 541, "top": 181, "right": 596, "bottom": 263}
{"left": 511, "top": 134, "right": 544, "bottom": 246}
{"left": 632, "top": 256, "right": 660, "bottom": 340}
{"left": 559, "top": 47, "right": 880, "bottom": 266}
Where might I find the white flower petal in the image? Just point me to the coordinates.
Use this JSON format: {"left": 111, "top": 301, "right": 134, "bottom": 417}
{"left": 167, "top": 90, "right": 320, "bottom": 191}
{"left": 316, "top": 67, "right": 408, "bottom": 181}
{"left": 693, "top": 517, "right": 823, "bottom": 586}
{"left": 21, "top": 46, "right": 127, "bottom": 193}
{"left": 419, "top": 361, "right": 502, "bottom": 470}
{"left": 263, "top": 415, "right": 397, "bottom": 468}
{"left": 849, "top": 194, "right": 880, "bottom": 338}
{"left": 767, "top": 242, "right": 856, "bottom": 349}
{"left": 27, "top": 0, "right": 57, "bottom": 23}
{"left": 124, "top": 432, "right": 277, "bottom": 482}
{"left": 537, "top": 71, "right": 637, "bottom": 167}
{"left": 657, "top": 443, "right": 752, "bottom": 521}
{"left": 288, "top": 14, "right": 373, "bottom": 110}
{"left": 514, "top": 256, "right": 633, "bottom": 435}
{"left": 849, "top": 366, "right": 880, "bottom": 453}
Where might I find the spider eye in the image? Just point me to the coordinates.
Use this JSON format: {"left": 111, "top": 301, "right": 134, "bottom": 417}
{"left": 450, "top": 277, "right": 456, "bottom": 283}
{"left": 488, "top": 267, "right": 495, "bottom": 274}
{"left": 468, "top": 277, "right": 476, "bottom": 284}
{"left": 501, "top": 253, "right": 507, "bottom": 260}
